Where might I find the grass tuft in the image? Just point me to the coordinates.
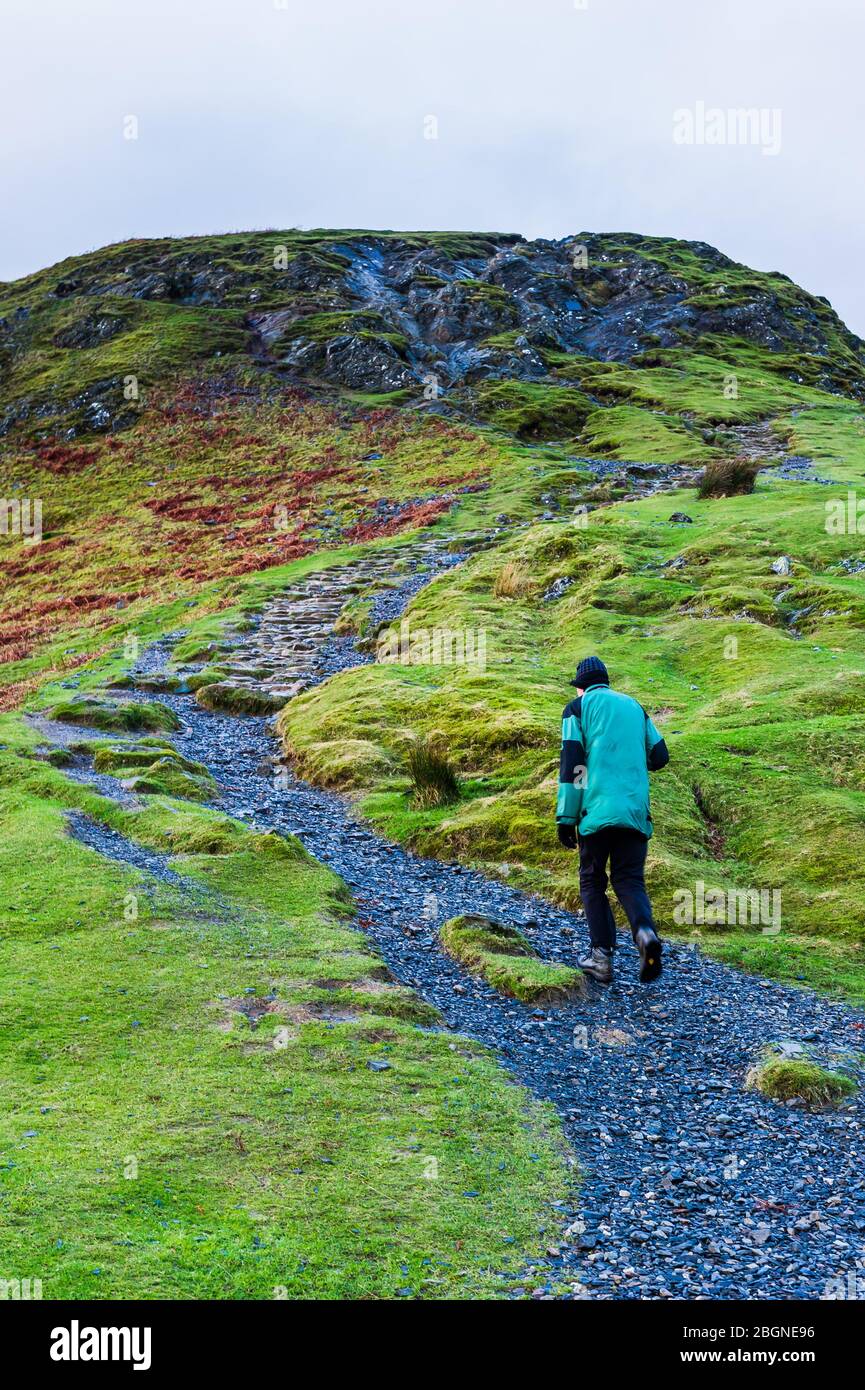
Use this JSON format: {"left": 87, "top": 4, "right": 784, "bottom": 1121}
{"left": 745, "top": 1053, "right": 856, "bottom": 1107}
{"left": 406, "top": 737, "right": 461, "bottom": 808}
{"left": 493, "top": 561, "right": 538, "bottom": 599}
{"left": 697, "top": 459, "right": 761, "bottom": 498}
{"left": 440, "top": 914, "right": 586, "bottom": 1004}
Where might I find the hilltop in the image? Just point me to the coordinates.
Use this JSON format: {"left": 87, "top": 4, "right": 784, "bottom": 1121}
{"left": 2, "top": 228, "right": 864, "bottom": 443}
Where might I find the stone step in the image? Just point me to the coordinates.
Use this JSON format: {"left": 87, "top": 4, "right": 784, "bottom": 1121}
{"left": 198, "top": 538, "right": 458, "bottom": 709}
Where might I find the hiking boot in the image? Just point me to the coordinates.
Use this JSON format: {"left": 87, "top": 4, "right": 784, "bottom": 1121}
{"left": 635, "top": 928, "right": 663, "bottom": 984}
{"left": 578, "top": 946, "right": 613, "bottom": 984}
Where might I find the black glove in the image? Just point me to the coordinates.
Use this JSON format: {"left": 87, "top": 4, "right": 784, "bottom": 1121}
{"left": 557, "top": 822, "right": 577, "bottom": 850}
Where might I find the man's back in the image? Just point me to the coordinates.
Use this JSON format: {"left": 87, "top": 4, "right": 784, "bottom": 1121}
{"left": 558, "top": 684, "right": 667, "bottom": 838}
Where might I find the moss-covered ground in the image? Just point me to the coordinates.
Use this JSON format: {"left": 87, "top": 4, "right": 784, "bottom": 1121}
{"left": 440, "top": 916, "right": 585, "bottom": 1004}
{"left": 278, "top": 401, "right": 865, "bottom": 1005}
{"left": 0, "top": 715, "right": 573, "bottom": 1298}
{"left": 745, "top": 1053, "right": 857, "bottom": 1108}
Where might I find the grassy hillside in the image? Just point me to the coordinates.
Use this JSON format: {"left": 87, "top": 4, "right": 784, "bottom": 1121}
{"left": 0, "top": 382, "right": 497, "bottom": 706}
{"left": 279, "top": 440, "right": 865, "bottom": 1000}
{"left": 3, "top": 228, "right": 865, "bottom": 1296}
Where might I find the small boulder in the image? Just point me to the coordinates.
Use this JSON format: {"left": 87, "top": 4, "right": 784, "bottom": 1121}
{"left": 542, "top": 576, "right": 574, "bottom": 602}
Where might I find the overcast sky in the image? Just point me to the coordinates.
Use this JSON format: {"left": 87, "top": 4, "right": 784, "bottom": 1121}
{"left": 2, "top": 0, "right": 862, "bottom": 334}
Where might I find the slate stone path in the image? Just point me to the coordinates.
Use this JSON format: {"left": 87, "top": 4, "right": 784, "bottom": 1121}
{"left": 212, "top": 538, "right": 463, "bottom": 702}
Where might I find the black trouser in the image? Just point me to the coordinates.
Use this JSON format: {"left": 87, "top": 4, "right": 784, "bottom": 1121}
{"left": 578, "top": 827, "right": 656, "bottom": 950}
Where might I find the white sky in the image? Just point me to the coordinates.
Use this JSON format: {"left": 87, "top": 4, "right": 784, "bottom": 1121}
{"left": 2, "top": 0, "right": 863, "bottom": 334}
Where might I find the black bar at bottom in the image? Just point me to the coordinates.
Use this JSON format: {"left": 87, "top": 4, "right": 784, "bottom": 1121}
{"left": 3, "top": 1296, "right": 853, "bottom": 1375}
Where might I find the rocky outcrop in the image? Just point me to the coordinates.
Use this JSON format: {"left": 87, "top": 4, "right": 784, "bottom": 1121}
{"left": 3, "top": 229, "right": 864, "bottom": 439}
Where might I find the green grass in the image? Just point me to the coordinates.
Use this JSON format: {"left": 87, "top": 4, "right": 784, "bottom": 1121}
{"left": 579, "top": 403, "right": 716, "bottom": 464}
{"left": 0, "top": 713, "right": 575, "bottom": 1299}
{"left": 92, "top": 744, "right": 205, "bottom": 776}
{"left": 745, "top": 1054, "right": 857, "bottom": 1107}
{"left": 549, "top": 345, "right": 832, "bottom": 426}
{"left": 333, "top": 594, "right": 374, "bottom": 639}
{"left": 97, "top": 749, "right": 216, "bottom": 802}
{"left": 46, "top": 698, "right": 180, "bottom": 733}
{"left": 440, "top": 916, "right": 585, "bottom": 1004}
{"left": 472, "top": 380, "right": 593, "bottom": 440}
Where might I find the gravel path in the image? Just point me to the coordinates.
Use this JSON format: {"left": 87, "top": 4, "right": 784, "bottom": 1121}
{"left": 67, "top": 810, "right": 191, "bottom": 886}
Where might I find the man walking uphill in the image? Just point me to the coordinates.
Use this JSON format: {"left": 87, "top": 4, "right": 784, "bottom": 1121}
{"left": 556, "top": 656, "right": 669, "bottom": 985}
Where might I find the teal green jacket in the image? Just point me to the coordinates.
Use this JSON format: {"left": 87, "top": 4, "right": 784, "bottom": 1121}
{"left": 555, "top": 685, "right": 669, "bottom": 838}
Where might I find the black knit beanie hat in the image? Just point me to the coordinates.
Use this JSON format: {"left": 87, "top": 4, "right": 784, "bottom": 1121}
{"left": 570, "top": 656, "right": 609, "bottom": 689}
